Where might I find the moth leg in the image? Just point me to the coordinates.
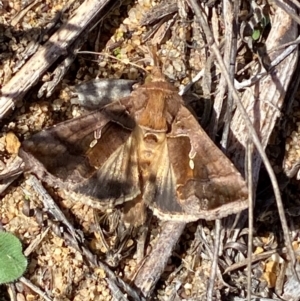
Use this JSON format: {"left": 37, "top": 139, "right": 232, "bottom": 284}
{"left": 135, "top": 220, "right": 151, "bottom": 264}
{"left": 105, "top": 225, "right": 135, "bottom": 268}
{"left": 94, "top": 209, "right": 135, "bottom": 268}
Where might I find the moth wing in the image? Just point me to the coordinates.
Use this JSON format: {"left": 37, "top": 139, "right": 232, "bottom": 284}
{"left": 72, "top": 131, "right": 141, "bottom": 209}
{"left": 143, "top": 141, "right": 188, "bottom": 220}
{"left": 166, "top": 106, "right": 248, "bottom": 220}
{"left": 145, "top": 106, "right": 248, "bottom": 222}
{"left": 21, "top": 102, "right": 135, "bottom": 184}
{"left": 22, "top": 117, "right": 141, "bottom": 209}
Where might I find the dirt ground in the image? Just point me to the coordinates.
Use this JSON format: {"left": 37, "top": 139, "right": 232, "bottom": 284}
{"left": 1, "top": 0, "right": 300, "bottom": 300}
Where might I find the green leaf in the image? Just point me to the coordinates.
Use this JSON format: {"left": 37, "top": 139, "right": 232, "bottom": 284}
{"left": 113, "top": 47, "right": 121, "bottom": 57}
{"left": 252, "top": 29, "right": 261, "bottom": 41}
{"left": 0, "top": 232, "right": 27, "bottom": 284}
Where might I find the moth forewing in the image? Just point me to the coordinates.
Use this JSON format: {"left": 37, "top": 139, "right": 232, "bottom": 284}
{"left": 21, "top": 103, "right": 134, "bottom": 181}
{"left": 165, "top": 106, "right": 249, "bottom": 220}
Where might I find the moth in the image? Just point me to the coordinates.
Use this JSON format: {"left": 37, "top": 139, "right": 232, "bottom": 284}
{"left": 19, "top": 67, "right": 248, "bottom": 226}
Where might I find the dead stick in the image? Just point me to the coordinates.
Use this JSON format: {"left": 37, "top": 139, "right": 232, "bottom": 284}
{"left": 133, "top": 221, "right": 186, "bottom": 298}
{"left": 0, "top": 0, "right": 111, "bottom": 120}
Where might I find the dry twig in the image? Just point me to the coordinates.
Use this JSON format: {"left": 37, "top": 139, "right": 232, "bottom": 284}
{"left": 0, "top": 0, "right": 112, "bottom": 119}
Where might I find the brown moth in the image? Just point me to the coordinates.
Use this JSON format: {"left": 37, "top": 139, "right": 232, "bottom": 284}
{"left": 19, "top": 67, "right": 248, "bottom": 226}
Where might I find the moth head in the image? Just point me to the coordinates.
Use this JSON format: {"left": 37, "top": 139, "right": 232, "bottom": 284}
{"left": 145, "top": 66, "right": 167, "bottom": 83}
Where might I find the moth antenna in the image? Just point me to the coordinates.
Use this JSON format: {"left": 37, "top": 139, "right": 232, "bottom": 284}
{"left": 141, "top": 45, "right": 167, "bottom": 83}
{"left": 145, "top": 44, "right": 161, "bottom": 68}
{"left": 78, "top": 49, "right": 165, "bottom": 83}
{"left": 77, "top": 50, "right": 147, "bottom": 72}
